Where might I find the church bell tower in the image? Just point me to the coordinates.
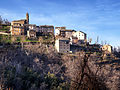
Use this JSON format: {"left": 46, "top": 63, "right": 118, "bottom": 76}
{"left": 26, "top": 12, "right": 29, "bottom": 24}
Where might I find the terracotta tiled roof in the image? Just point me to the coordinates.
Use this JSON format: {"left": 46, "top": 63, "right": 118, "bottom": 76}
{"left": 65, "top": 29, "right": 74, "bottom": 32}
{"left": 39, "top": 25, "right": 54, "bottom": 27}
{"left": 55, "top": 27, "right": 66, "bottom": 29}
{"left": 12, "top": 19, "right": 26, "bottom": 22}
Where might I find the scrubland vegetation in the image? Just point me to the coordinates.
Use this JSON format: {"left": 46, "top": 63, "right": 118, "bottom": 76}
{"left": 0, "top": 33, "right": 54, "bottom": 45}
{"left": 0, "top": 43, "right": 120, "bottom": 90}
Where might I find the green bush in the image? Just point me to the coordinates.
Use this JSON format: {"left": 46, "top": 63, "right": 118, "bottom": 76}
{"left": 2, "top": 66, "right": 70, "bottom": 90}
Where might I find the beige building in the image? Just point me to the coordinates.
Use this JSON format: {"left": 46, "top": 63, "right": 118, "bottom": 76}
{"left": 10, "top": 13, "right": 29, "bottom": 35}
{"left": 55, "top": 39, "right": 70, "bottom": 53}
{"left": 102, "top": 45, "right": 112, "bottom": 53}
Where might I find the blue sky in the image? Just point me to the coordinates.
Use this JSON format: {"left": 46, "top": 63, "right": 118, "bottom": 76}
{"left": 0, "top": 0, "right": 120, "bottom": 47}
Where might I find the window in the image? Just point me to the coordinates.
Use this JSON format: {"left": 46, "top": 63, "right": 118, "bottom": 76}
{"left": 66, "top": 41, "right": 69, "bottom": 44}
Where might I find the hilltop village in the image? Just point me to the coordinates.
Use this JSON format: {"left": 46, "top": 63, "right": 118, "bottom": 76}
{"left": 1, "top": 13, "right": 120, "bottom": 90}
{"left": 0, "top": 13, "right": 112, "bottom": 54}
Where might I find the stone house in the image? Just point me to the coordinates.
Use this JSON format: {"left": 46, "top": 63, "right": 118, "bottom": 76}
{"left": 65, "top": 30, "right": 75, "bottom": 38}
{"left": 55, "top": 27, "right": 66, "bottom": 36}
{"left": 27, "top": 30, "right": 36, "bottom": 38}
{"left": 70, "top": 45, "right": 86, "bottom": 53}
{"left": 70, "top": 37, "right": 78, "bottom": 44}
{"left": 55, "top": 39, "right": 70, "bottom": 53}
{"left": 39, "top": 25, "right": 54, "bottom": 35}
{"left": 87, "top": 44, "right": 101, "bottom": 52}
{"left": 102, "top": 45, "right": 112, "bottom": 53}
{"left": 10, "top": 13, "right": 29, "bottom": 35}
{"left": 55, "top": 26, "right": 76, "bottom": 38}
{"left": 72, "top": 31, "right": 87, "bottom": 40}
{"left": 28, "top": 24, "right": 36, "bottom": 30}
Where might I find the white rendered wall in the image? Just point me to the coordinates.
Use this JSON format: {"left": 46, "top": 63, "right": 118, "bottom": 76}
{"left": 55, "top": 29, "right": 60, "bottom": 36}
{"left": 73, "top": 31, "right": 86, "bottom": 40}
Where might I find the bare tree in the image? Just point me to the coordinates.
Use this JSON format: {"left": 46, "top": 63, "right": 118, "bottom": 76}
{"left": 20, "top": 36, "right": 26, "bottom": 50}
{"left": 95, "top": 36, "right": 99, "bottom": 44}
{"left": 63, "top": 52, "right": 108, "bottom": 90}
{"left": 0, "top": 16, "right": 2, "bottom": 25}
{"left": 4, "top": 19, "right": 10, "bottom": 25}
{"left": 88, "top": 38, "right": 92, "bottom": 44}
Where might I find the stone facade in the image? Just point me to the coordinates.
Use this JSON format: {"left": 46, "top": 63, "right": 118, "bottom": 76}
{"left": 102, "top": 45, "right": 112, "bottom": 53}
{"left": 55, "top": 39, "right": 70, "bottom": 53}
{"left": 38, "top": 25, "right": 54, "bottom": 35}
{"left": 65, "top": 30, "right": 74, "bottom": 38}
{"left": 10, "top": 13, "right": 29, "bottom": 35}
{"left": 70, "top": 37, "right": 78, "bottom": 44}
{"left": 55, "top": 27, "right": 75, "bottom": 38}
{"left": 27, "top": 30, "right": 36, "bottom": 38}
{"left": 28, "top": 24, "right": 36, "bottom": 30}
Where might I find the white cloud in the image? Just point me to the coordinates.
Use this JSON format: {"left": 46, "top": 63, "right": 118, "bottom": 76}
{"left": 0, "top": 8, "right": 25, "bottom": 21}
{"left": 0, "top": 2, "right": 120, "bottom": 47}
